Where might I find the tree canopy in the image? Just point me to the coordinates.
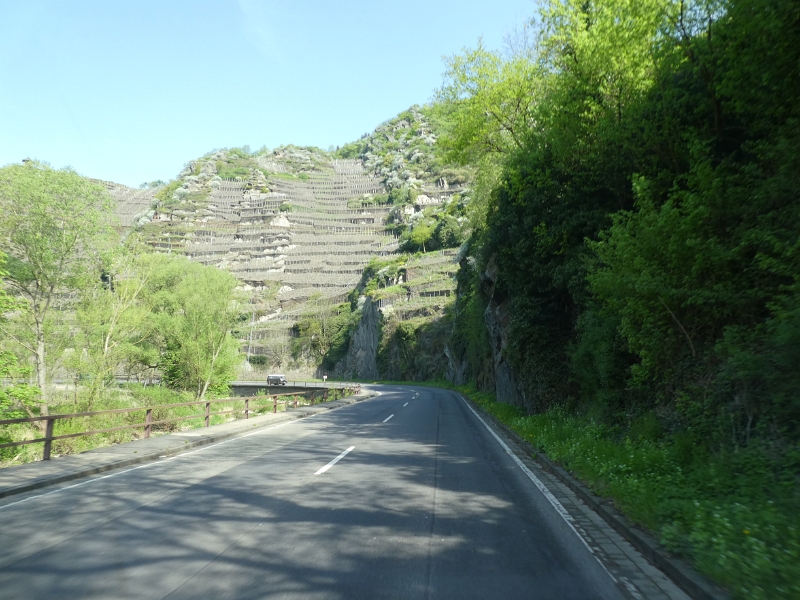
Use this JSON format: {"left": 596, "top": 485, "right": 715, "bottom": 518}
{"left": 0, "top": 162, "right": 114, "bottom": 411}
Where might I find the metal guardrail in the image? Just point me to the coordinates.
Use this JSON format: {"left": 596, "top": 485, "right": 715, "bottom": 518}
{"left": 238, "top": 380, "right": 359, "bottom": 389}
{"left": 0, "top": 384, "right": 360, "bottom": 461}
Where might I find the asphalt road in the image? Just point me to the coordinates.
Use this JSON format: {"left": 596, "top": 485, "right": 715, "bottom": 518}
{"left": 0, "top": 385, "right": 626, "bottom": 600}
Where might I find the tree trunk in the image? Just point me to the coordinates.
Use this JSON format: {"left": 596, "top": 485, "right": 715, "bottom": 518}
{"left": 197, "top": 333, "right": 226, "bottom": 402}
{"left": 35, "top": 320, "right": 48, "bottom": 415}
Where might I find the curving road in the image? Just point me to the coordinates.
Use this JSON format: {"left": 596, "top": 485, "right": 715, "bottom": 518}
{"left": 0, "top": 386, "right": 627, "bottom": 599}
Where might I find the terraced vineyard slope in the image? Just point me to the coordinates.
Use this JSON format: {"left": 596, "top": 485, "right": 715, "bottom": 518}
{"left": 105, "top": 114, "right": 468, "bottom": 379}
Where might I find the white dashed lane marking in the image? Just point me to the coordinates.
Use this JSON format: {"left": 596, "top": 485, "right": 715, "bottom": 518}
{"left": 314, "top": 446, "right": 355, "bottom": 475}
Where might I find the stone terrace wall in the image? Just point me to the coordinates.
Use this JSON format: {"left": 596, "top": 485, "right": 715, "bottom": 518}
{"left": 109, "top": 159, "right": 399, "bottom": 367}
{"left": 107, "top": 185, "right": 158, "bottom": 227}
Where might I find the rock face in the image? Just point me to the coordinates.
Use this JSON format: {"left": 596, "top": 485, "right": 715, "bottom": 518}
{"left": 444, "top": 344, "right": 468, "bottom": 385}
{"left": 484, "top": 298, "right": 524, "bottom": 406}
{"left": 334, "top": 297, "right": 380, "bottom": 380}
{"left": 480, "top": 255, "right": 525, "bottom": 407}
{"left": 269, "top": 215, "right": 291, "bottom": 228}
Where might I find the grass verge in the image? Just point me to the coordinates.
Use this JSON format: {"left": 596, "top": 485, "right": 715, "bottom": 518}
{"left": 0, "top": 385, "right": 352, "bottom": 468}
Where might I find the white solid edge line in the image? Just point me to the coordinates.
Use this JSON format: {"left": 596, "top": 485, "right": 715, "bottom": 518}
{"left": 314, "top": 446, "right": 355, "bottom": 475}
{"left": 383, "top": 414, "right": 394, "bottom": 422}
{"left": 459, "top": 395, "right": 626, "bottom": 590}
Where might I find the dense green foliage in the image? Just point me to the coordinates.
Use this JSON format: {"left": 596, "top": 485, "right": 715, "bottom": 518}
{"left": 154, "top": 179, "right": 184, "bottom": 206}
{"left": 142, "top": 254, "right": 243, "bottom": 399}
{"left": 472, "top": 0, "right": 800, "bottom": 437}
{"left": 442, "top": 0, "right": 800, "bottom": 596}
{"left": 399, "top": 211, "right": 466, "bottom": 253}
{"left": 0, "top": 162, "right": 115, "bottom": 411}
{"left": 0, "top": 252, "right": 39, "bottom": 420}
{"left": 0, "top": 162, "right": 246, "bottom": 425}
{"left": 0, "top": 163, "right": 247, "bottom": 464}
{"left": 448, "top": 255, "right": 494, "bottom": 389}
{"left": 216, "top": 163, "right": 251, "bottom": 180}
{"left": 443, "top": 0, "right": 800, "bottom": 424}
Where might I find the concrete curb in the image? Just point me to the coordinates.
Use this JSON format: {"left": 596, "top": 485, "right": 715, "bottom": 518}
{"left": 0, "top": 391, "right": 377, "bottom": 501}
{"left": 460, "top": 394, "right": 730, "bottom": 600}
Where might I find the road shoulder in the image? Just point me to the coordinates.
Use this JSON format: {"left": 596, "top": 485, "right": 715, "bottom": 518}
{"left": 456, "top": 390, "right": 729, "bottom": 600}
{"left": 0, "top": 390, "right": 378, "bottom": 500}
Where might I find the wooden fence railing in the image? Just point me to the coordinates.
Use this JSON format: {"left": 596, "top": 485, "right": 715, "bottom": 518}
{"left": 0, "top": 385, "right": 360, "bottom": 461}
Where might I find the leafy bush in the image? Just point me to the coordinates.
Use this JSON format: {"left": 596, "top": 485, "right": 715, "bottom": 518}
{"left": 434, "top": 215, "right": 464, "bottom": 248}
{"left": 154, "top": 180, "right": 183, "bottom": 206}
{"left": 336, "top": 140, "right": 367, "bottom": 159}
{"left": 399, "top": 223, "right": 435, "bottom": 253}
{"left": 388, "top": 186, "right": 418, "bottom": 205}
{"left": 216, "top": 163, "right": 251, "bottom": 180}
{"left": 227, "top": 147, "right": 251, "bottom": 159}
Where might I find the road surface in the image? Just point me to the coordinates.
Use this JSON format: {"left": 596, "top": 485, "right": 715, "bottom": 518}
{"left": 0, "top": 385, "right": 627, "bottom": 599}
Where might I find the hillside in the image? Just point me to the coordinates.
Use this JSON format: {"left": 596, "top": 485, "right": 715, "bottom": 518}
{"left": 106, "top": 106, "right": 467, "bottom": 378}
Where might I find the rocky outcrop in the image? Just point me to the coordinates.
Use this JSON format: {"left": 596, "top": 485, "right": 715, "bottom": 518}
{"left": 333, "top": 297, "right": 380, "bottom": 380}
{"left": 480, "top": 255, "right": 525, "bottom": 407}
{"left": 444, "top": 344, "right": 468, "bottom": 385}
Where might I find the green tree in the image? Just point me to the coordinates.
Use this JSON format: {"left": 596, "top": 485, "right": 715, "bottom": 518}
{"left": 436, "top": 39, "right": 542, "bottom": 230}
{"left": 144, "top": 256, "right": 242, "bottom": 400}
{"left": 68, "top": 246, "right": 153, "bottom": 408}
{"left": 0, "top": 252, "right": 39, "bottom": 420}
{"left": 400, "top": 222, "right": 435, "bottom": 253}
{"left": 434, "top": 215, "right": 464, "bottom": 249}
{"left": 436, "top": 40, "right": 541, "bottom": 162}
{"left": 0, "top": 162, "right": 113, "bottom": 413}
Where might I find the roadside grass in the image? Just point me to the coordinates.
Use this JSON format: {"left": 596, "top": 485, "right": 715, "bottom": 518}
{"left": 0, "top": 385, "right": 351, "bottom": 468}
{"left": 363, "top": 379, "right": 800, "bottom": 600}
{"left": 467, "top": 385, "right": 800, "bottom": 600}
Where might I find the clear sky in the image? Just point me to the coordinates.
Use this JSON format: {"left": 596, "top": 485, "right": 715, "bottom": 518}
{"left": 0, "top": 0, "right": 535, "bottom": 187}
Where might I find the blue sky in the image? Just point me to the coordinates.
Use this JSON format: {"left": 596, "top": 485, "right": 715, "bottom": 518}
{"left": 0, "top": 0, "right": 535, "bottom": 187}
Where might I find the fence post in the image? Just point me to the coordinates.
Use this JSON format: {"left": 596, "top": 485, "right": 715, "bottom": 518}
{"left": 205, "top": 402, "right": 210, "bottom": 427}
{"left": 145, "top": 409, "right": 153, "bottom": 438}
{"left": 294, "top": 396, "right": 298, "bottom": 409}
{"left": 245, "top": 397, "right": 249, "bottom": 419}
{"left": 42, "top": 418, "right": 54, "bottom": 461}
{"left": 323, "top": 389, "right": 328, "bottom": 402}
{"left": 310, "top": 391, "right": 315, "bottom": 405}
{"left": 273, "top": 395, "right": 277, "bottom": 413}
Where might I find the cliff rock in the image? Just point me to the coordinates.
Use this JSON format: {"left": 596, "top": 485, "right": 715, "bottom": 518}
{"left": 333, "top": 297, "right": 380, "bottom": 380}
